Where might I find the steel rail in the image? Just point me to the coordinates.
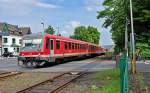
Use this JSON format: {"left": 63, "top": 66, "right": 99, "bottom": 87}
{"left": 0, "top": 72, "right": 22, "bottom": 79}
{"left": 49, "top": 72, "right": 86, "bottom": 93}
{"left": 16, "top": 72, "right": 68, "bottom": 93}
{"left": 16, "top": 71, "right": 86, "bottom": 93}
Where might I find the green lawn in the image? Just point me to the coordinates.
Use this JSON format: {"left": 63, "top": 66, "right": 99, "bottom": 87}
{"left": 90, "top": 69, "right": 120, "bottom": 93}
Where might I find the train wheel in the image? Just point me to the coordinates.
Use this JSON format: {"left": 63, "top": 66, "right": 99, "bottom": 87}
{"left": 32, "top": 62, "right": 38, "bottom": 68}
{"left": 26, "top": 62, "right": 31, "bottom": 67}
{"left": 18, "top": 61, "right": 24, "bottom": 67}
{"left": 56, "top": 59, "right": 62, "bottom": 64}
{"left": 19, "top": 61, "right": 28, "bottom": 67}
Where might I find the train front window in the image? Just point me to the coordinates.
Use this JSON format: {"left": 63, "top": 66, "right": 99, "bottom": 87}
{"left": 21, "top": 39, "right": 42, "bottom": 51}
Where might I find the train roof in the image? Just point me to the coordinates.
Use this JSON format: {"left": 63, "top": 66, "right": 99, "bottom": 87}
{"left": 23, "top": 32, "right": 44, "bottom": 40}
{"left": 44, "top": 33, "right": 99, "bottom": 47}
{"left": 23, "top": 33, "right": 100, "bottom": 47}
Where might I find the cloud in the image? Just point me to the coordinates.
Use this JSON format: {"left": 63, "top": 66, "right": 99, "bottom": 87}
{"left": 59, "top": 21, "right": 81, "bottom": 37}
{"left": 85, "top": 0, "right": 103, "bottom": 12}
{"left": 34, "top": 1, "right": 58, "bottom": 9}
{"left": 70, "top": 21, "right": 81, "bottom": 28}
{"left": 0, "top": 0, "right": 59, "bottom": 15}
{"left": 86, "top": 6, "right": 93, "bottom": 12}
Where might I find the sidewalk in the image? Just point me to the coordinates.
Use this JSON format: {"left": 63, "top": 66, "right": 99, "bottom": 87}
{"left": 0, "top": 56, "right": 17, "bottom": 59}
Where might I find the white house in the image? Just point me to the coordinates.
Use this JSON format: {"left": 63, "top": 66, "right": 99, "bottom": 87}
{"left": 2, "top": 35, "right": 22, "bottom": 55}
{"left": 0, "top": 22, "right": 31, "bottom": 56}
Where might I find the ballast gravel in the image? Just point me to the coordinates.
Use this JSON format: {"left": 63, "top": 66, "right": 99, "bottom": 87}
{"left": 0, "top": 72, "right": 63, "bottom": 93}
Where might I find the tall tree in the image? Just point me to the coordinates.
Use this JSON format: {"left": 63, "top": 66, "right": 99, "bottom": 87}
{"left": 44, "top": 25, "right": 55, "bottom": 35}
{"left": 70, "top": 26, "right": 100, "bottom": 44}
{"left": 97, "top": 0, "right": 150, "bottom": 55}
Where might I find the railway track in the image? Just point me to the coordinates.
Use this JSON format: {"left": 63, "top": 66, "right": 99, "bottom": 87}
{"left": 16, "top": 71, "right": 86, "bottom": 93}
{"left": 0, "top": 71, "right": 22, "bottom": 79}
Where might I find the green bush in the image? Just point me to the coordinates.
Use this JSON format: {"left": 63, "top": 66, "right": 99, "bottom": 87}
{"left": 136, "top": 43, "right": 150, "bottom": 57}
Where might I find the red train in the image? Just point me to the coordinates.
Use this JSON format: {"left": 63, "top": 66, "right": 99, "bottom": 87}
{"left": 18, "top": 33, "right": 105, "bottom": 67}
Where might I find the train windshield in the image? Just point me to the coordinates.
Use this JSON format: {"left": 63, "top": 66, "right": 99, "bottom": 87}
{"left": 21, "top": 33, "right": 43, "bottom": 51}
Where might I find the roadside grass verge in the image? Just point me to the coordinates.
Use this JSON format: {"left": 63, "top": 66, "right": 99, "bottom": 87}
{"left": 90, "top": 69, "right": 120, "bottom": 93}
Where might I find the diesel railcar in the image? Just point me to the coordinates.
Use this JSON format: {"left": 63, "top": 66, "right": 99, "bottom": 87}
{"left": 18, "top": 33, "right": 105, "bottom": 67}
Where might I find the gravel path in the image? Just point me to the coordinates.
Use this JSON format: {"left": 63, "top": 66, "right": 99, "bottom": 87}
{"left": 0, "top": 72, "right": 63, "bottom": 93}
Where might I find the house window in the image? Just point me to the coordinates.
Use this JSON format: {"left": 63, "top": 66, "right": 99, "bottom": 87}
{"left": 3, "top": 38, "right": 7, "bottom": 43}
{"left": 19, "top": 39, "right": 22, "bottom": 44}
{"left": 4, "top": 48, "right": 8, "bottom": 53}
{"left": 17, "top": 47, "right": 19, "bottom": 52}
{"left": 12, "top": 38, "right": 16, "bottom": 44}
{"left": 56, "top": 40, "right": 60, "bottom": 49}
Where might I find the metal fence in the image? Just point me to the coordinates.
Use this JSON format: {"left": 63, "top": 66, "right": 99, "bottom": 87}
{"left": 119, "top": 52, "right": 128, "bottom": 93}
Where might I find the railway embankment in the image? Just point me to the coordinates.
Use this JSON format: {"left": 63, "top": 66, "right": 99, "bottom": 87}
{"left": 56, "top": 69, "right": 120, "bottom": 93}
{"left": 0, "top": 69, "right": 120, "bottom": 93}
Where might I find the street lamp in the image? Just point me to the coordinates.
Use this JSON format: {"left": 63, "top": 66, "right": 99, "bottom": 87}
{"left": 130, "top": 0, "right": 136, "bottom": 74}
{"left": 41, "top": 22, "right": 44, "bottom": 32}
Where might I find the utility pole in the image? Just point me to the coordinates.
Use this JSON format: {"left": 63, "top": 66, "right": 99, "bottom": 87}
{"left": 130, "top": 0, "right": 136, "bottom": 74}
{"left": 56, "top": 26, "right": 60, "bottom": 36}
{"left": 125, "top": 17, "right": 129, "bottom": 57}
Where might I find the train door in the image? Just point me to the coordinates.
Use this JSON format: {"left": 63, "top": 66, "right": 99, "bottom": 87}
{"left": 50, "top": 39, "right": 54, "bottom": 57}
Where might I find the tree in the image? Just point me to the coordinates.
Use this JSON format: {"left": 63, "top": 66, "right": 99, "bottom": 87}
{"left": 70, "top": 26, "right": 100, "bottom": 44}
{"left": 44, "top": 25, "right": 55, "bottom": 35}
{"left": 97, "top": 0, "right": 150, "bottom": 55}
{"left": 2, "top": 23, "right": 9, "bottom": 32}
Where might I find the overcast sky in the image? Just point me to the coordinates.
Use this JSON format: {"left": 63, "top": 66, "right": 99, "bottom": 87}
{"left": 0, "top": 0, "right": 114, "bottom": 45}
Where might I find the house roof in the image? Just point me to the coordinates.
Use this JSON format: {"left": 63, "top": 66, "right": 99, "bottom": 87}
{"left": 0, "top": 22, "right": 31, "bottom": 36}
{"left": 0, "top": 22, "right": 18, "bottom": 31}
{"left": 19, "top": 27, "right": 31, "bottom": 35}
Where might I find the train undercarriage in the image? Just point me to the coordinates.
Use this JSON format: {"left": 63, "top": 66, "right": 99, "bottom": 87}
{"left": 17, "top": 53, "right": 104, "bottom": 68}
{"left": 18, "top": 57, "right": 52, "bottom": 67}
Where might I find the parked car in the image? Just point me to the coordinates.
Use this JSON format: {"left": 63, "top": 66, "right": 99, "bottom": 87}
{"left": 2, "top": 52, "right": 13, "bottom": 57}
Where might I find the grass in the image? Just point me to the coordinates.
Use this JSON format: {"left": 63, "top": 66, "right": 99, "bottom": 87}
{"left": 90, "top": 69, "right": 120, "bottom": 93}
{"left": 105, "top": 52, "right": 113, "bottom": 56}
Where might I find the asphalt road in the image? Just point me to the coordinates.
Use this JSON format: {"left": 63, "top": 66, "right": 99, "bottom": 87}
{"left": 0, "top": 57, "right": 150, "bottom": 72}
{"left": 0, "top": 56, "right": 116, "bottom": 72}
{"left": 134, "top": 60, "right": 150, "bottom": 72}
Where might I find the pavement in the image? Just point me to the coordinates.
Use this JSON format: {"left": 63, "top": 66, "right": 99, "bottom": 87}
{"left": 1, "top": 56, "right": 150, "bottom": 72}
{"left": 0, "top": 56, "right": 116, "bottom": 72}
{"left": 128, "top": 60, "right": 150, "bottom": 72}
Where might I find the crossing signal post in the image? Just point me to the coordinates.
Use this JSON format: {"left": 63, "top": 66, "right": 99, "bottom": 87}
{"left": 130, "top": 0, "right": 136, "bottom": 74}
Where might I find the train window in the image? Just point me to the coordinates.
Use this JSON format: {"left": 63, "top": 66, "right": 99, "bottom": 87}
{"left": 50, "top": 40, "right": 53, "bottom": 50}
{"left": 75, "top": 43, "right": 77, "bottom": 50}
{"left": 81, "top": 44, "right": 83, "bottom": 49}
{"left": 79, "top": 44, "right": 81, "bottom": 50}
{"left": 69, "top": 42, "right": 71, "bottom": 49}
{"left": 65, "top": 42, "right": 67, "bottom": 49}
{"left": 72, "top": 43, "right": 74, "bottom": 50}
{"left": 46, "top": 39, "right": 49, "bottom": 49}
{"left": 56, "top": 40, "right": 60, "bottom": 49}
